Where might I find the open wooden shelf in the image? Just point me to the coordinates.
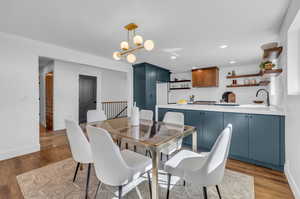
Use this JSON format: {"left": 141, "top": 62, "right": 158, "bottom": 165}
{"left": 169, "top": 87, "right": 191, "bottom": 90}
{"left": 262, "top": 68, "right": 283, "bottom": 77}
{"left": 227, "top": 69, "right": 282, "bottom": 79}
{"left": 227, "top": 73, "right": 261, "bottom": 79}
{"left": 263, "top": 47, "right": 283, "bottom": 59}
{"left": 227, "top": 81, "right": 270, "bottom": 88}
{"left": 227, "top": 84, "right": 260, "bottom": 88}
{"left": 169, "top": 80, "right": 191, "bottom": 83}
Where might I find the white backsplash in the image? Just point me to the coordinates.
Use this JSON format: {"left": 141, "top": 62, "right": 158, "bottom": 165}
{"left": 170, "top": 64, "right": 270, "bottom": 105}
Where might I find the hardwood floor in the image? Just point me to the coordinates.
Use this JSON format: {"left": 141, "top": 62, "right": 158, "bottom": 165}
{"left": 0, "top": 128, "right": 294, "bottom": 199}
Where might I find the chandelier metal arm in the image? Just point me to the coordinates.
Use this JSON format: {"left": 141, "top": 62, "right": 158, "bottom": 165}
{"left": 119, "top": 45, "right": 144, "bottom": 56}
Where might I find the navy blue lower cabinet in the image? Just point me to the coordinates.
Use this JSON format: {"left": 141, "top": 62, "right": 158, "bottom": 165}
{"left": 186, "top": 110, "right": 203, "bottom": 148}
{"left": 224, "top": 113, "right": 249, "bottom": 159}
{"left": 158, "top": 108, "right": 285, "bottom": 171}
{"left": 249, "top": 114, "right": 280, "bottom": 167}
{"left": 202, "top": 111, "right": 224, "bottom": 150}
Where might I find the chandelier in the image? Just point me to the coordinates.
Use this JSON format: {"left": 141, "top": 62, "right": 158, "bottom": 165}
{"left": 113, "top": 23, "right": 154, "bottom": 63}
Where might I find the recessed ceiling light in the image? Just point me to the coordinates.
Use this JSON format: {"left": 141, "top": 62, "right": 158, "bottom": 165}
{"left": 229, "top": 60, "right": 236, "bottom": 64}
{"left": 170, "top": 55, "right": 177, "bottom": 60}
{"left": 219, "top": 44, "right": 228, "bottom": 49}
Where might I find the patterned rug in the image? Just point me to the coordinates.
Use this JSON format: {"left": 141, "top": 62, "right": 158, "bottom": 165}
{"left": 17, "top": 158, "right": 254, "bottom": 199}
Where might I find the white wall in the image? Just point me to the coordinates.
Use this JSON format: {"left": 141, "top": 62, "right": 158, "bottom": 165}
{"left": 39, "top": 61, "right": 54, "bottom": 126}
{"left": 0, "top": 32, "right": 132, "bottom": 161}
{"left": 0, "top": 35, "right": 40, "bottom": 160}
{"left": 170, "top": 64, "right": 270, "bottom": 105}
{"left": 279, "top": 0, "right": 300, "bottom": 198}
{"left": 53, "top": 60, "right": 127, "bottom": 130}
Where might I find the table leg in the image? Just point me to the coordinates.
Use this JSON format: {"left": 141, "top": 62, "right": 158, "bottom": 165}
{"left": 151, "top": 150, "right": 159, "bottom": 199}
{"left": 192, "top": 130, "right": 197, "bottom": 152}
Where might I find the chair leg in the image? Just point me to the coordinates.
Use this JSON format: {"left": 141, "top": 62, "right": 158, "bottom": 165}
{"left": 161, "top": 152, "right": 163, "bottom": 161}
{"left": 203, "top": 186, "right": 208, "bottom": 199}
{"left": 94, "top": 181, "right": 102, "bottom": 199}
{"left": 118, "top": 186, "right": 123, "bottom": 199}
{"left": 85, "top": 163, "right": 91, "bottom": 199}
{"left": 183, "top": 180, "right": 186, "bottom": 186}
{"left": 166, "top": 173, "right": 171, "bottom": 199}
{"left": 134, "top": 145, "right": 137, "bottom": 152}
{"left": 146, "top": 150, "right": 152, "bottom": 158}
{"left": 216, "top": 185, "right": 222, "bottom": 199}
{"left": 166, "top": 155, "right": 169, "bottom": 161}
{"left": 73, "top": 162, "right": 80, "bottom": 182}
{"left": 147, "top": 171, "right": 152, "bottom": 199}
{"left": 125, "top": 143, "right": 128, "bottom": 149}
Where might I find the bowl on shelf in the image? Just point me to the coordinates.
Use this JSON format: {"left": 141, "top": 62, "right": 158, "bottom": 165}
{"left": 253, "top": 100, "right": 264, "bottom": 104}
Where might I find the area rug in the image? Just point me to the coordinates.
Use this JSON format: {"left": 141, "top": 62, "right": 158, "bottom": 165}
{"left": 17, "top": 158, "right": 254, "bottom": 199}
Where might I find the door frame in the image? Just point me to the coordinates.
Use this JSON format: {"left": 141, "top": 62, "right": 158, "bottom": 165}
{"left": 78, "top": 74, "right": 98, "bottom": 123}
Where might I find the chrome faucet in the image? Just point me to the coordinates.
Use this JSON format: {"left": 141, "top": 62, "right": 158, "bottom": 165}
{"left": 256, "top": 89, "right": 270, "bottom": 106}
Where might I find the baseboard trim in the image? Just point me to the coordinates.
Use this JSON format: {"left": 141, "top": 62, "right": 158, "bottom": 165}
{"left": 0, "top": 144, "right": 40, "bottom": 161}
{"left": 285, "top": 162, "right": 300, "bottom": 199}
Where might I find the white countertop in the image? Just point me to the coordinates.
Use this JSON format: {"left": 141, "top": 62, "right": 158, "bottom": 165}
{"left": 157, "top": 104, "right": 285, "bottom": 116}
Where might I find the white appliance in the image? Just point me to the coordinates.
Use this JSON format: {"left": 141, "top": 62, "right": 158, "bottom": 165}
{"left": 156, "top": 82, "right": 169, "bottom": 105}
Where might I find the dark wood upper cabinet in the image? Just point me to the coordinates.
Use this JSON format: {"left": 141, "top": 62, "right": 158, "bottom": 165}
{"left": 192, "top": 66, "right": 219, "bottom": 87}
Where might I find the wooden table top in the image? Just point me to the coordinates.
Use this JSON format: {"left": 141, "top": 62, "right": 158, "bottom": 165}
{"left": 82, "top": 117, "right": 196, "bottom": 150}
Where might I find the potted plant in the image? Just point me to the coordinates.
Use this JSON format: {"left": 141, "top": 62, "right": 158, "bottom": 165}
{"left": 259, "top": 61, "right": 275, "bottom": 70}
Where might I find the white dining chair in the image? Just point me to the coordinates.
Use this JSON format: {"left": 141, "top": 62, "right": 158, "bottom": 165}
{"left": 140, "top": 109, "right": 154, "bottom": 120}
{"left": 87, "top": 109, "right": 107, "bottom": 123}
{"left": 164, "top": 124, "right": 233, "bottom": 199}
{"left": 160, "top": 112, "right": 184, "bottom": 160}
{"left": 86, "top": 125, "right": 153, "bottom": 199}
{"left": 65, "top": 119, "right": 93, "bottom": 199}
{"left": 123, "top": 109, "right": 153, "bottom": 152}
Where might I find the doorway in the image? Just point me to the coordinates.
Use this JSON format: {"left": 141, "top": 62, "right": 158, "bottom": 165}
{"left": 39, "top": 57, "right": 54, "bottom": 133}
{"left": 79, "top": 75, "right": 97, "bottom": 123}
{"left": 45, "top": 72, "right": 53, "bottom": 130}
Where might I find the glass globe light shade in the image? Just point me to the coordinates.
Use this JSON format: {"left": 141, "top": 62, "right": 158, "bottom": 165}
{"left": 113, "top": 51, "right": 121, "bottom": 60}
{"left": 144, "top": 40, "right": 154, "bottom": 51}
{"left": 127, "top": 53, "right": 136, "bottom": 63}
{"left": 133, "top": 35, "right": 143, "bottom": 46}
{"left": 120, "top": 41, "right": 129, "bottom": 50}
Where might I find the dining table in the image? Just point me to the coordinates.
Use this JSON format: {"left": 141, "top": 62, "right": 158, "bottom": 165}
{"left": 84, "top": 117, "right": 197, "bottom": 199}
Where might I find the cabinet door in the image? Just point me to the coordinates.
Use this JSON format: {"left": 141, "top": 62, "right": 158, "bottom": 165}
{"left": 145, "top": 66, "right": 157, "bottom": 112}
{"left": 182, "top": 110, "right": 202, "bottom": 147}
{"left": 192, "top": 67, "right": 219, "bottom": 87}
{"left": 133, "top": 65, "right": 146, "bottom": 109}
{"left": 249, "top": 114, "right": 280, "bottom": 165}
{"left": 224, "top": 113, "right": 249, "bottom": 159}
{"left": 157, "top": 69, "right": 170, "bottom": 82}
{"left": 202, "top": 111, "right": 224, "bottom": 150}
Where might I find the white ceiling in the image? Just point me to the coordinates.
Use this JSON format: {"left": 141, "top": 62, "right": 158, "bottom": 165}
{"left": 0, "top": 0, "right": 290, "bottom": 72}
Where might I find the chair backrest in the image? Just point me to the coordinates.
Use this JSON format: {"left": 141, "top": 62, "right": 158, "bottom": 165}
{"left": 64, "top": 119, "right": 93, "bottom": 163}
{"left": 201, "top": 124, "right": 232, "bottom": 184}
{"left": 163, "top": 112, "right": 184, "bottom": 125}
{"left": 87, "top": 109, "right": 107, "bottom": 123}
{"left": 86, "top": 125, "right": 133, "bottom": 186}
{"left": 140, "top": 109, "right": 153, "bottom": 120}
